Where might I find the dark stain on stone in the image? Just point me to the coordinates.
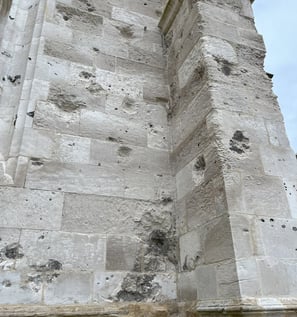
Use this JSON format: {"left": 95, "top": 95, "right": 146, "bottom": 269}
{"left": 1, "top": 51, "right": 12, "bottom": 58}
{"left": 30, "top": 259, "right": 62, "bottom": 272}
{"left": 116, "top": 273, "right": 160, "bottom": 302}
{"left": 194, "top": 155, "right": 206, "bottom": 171}
{"left": 79, "top": 71, "right": 95, "bottom": 79}
{"left": 2, "top": 279, "right": 12, "bottom": 287}
{"left": 93, "top": 47, "right": 99, "bottom": 52}
{"left": 26, "top": 111, "right": 35, "bottom": 118}
{"left": 48, "top": 86, "right": 87, "bottom": 112}
{"left": 117, "top": 146, "right": 132, "bottom": 157}
{"left": 293, "top": 227, "right": 297, "bottom": 232}
{"left": 161, "top": 196, "right": 173, "bottom": 205}
{"left": 116, "top": 25, "right": 134, "bottom": 38}
{"left": 232, "top": 130, "right": 249, "bottom": 142}
{"left": 229, "top": 130, "right": 249, "bottom": 154}
{"left": 31, "top": 159, "right": 43, "bottom": 166}
{"left": 222, "top": 65, "right": 231, "bottom": 76}
{"left": 13, "top": 114, "right": 17, "bottom": 126}
{"left": 86, "top": 82, "right": 104, "bottom": 95}
{"left": 149, "top": 230, "right": 169, "bottom": 256}
{"left": 107, "top": 136, "right": 122, "bottom": 143}
{"left": 8, "top": 75, "right": 21, "bottom": 85}
{"left": 3, "top": 243, "right": 24, "bottom": 259}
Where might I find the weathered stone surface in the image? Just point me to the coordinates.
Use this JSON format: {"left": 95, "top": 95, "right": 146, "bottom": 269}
{"left": 0, "top": 0, "right": 297, "bottom": 314}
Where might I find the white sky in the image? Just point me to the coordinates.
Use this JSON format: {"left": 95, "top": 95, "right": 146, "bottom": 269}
{"left": 253, "top": 0, "right": 297, "bottom": 152}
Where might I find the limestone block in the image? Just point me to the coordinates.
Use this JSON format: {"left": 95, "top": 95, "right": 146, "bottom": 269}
{"left": 44, "top": 40, "right": 93, "bottom": 66}
{"left": 25, "top": 161, "right": 125, "bottom": 196}
{"left": 256, "top": 218, "right": 297, "bottom": 259}
{"left": 106, "top": 235, "right": 142, "bottom": 271}
{"left": 257, "top": 257, "right": 289, "bottom": 296}
{"left": 240, "top": 175, "right": 290, "bottom": 218}
{"left": 112, "top": 6, "right": 159, "bottom": 30}
{"left": 216, "top": 260, "right": 240, "bottom": 299}
{"left": 260, "top": 146, "right": 297, "bottom": 178}
{"left": 62, "top": 193, "right": 175, "bottom": 257}
{"left": 203, "top": 216, "right": 235, "bottom": 265}
{"left": 95, "top": 69, "right": 143, "bottom": 99}
{"left": 229, "top": 215, "right": 255, "bottom": 259}
{"left": 0, "top": 187, "right": 63, "bottom": 230}
{"left": 128, "top": 46, "right": 165, "bottom": 69}
{"left": 196, "top": 264, "right": 217, "bottom": 300}
{"left": 79, "top": 109, "right": 147, "bottom": 146}
{"left": 0, "top": 271, "right": 42, "bottom": 304}
{"left": 18, "top": 230, "right": 106, "bottom": 271}
{"left": 94, "top": 271, "right": 176, "bottom": 302}
{"left": 176, "top": 198, "right": 187, "bottom": 236}
{"left": 179, "top": 230, "right": 201, "bottom": 273}
{"left": 265, "top": 120, "right": 291, "bottom": 148}
{"left": 147, "top": 122, "right": 170, "bottom": 150}
{"left": 90, "top": 140, "right": 170, "bottom": 174}
{"left": 34, "top": 101, "right": 80, "bottom": 135}
{"left": 72, "top": 0, "right": 112, "bottom": 18}
{"left": 42, "top": 22, "right": 73, "bottom": 43}
{"left": 44, "top": 271, "right": 92, "bottom": 305}
{"left": 93, "top": 271, "right": 126, "bottom": 303}
{"left": 55, "top": 4, "right": 103, "bottom": 34}
{"left": 177, "top": 271, "right": 197, "bottom": 301}
{"left": 94, "top": 51, "right": 116, "bottom": 72}
{"left": 236, "top": 257, "right": 261, "bottom": 297}
{"left": 185, "top": 180, "right": 218, "bottom": 232}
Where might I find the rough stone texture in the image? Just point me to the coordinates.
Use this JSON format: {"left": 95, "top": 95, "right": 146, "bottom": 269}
{"left": 0, "top": 0, "right": 297, "bottom": 316}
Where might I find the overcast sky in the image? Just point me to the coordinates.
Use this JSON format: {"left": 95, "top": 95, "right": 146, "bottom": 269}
{"left": 252, "top": 1, "right": 297, "bottom": 152}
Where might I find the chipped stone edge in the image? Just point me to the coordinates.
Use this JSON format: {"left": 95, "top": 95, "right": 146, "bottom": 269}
{"left": 158, "top": 0, "right": 183, "bottom": 35}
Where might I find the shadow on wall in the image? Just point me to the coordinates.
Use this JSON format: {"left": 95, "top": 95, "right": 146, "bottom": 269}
{"left": 0, "top": 0, "right": 12, "bottom": 16}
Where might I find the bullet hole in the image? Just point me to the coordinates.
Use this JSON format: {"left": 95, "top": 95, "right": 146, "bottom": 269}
{"left": 144, "top": 2, "right": 147, "bottom": 5}
{"left": 31, "top": 160, "right": 43, "bottom": 166}
{"left": 229, "top": 130, "right": 249, "bottom": 154}
{"left": 149, "top": 123, "right": 153, "bottom": 128}
{"left": 194, "top": 155, "right": 206, "bottom": 171}
{"left": 93, "top": 47, "right": 99, "bottom": 52}
{"left": 161, "top": 196, "right": 173, "bottom": 205}
{"left": 266, "top": 72, "right": 274, "bottom": 79}
{"left": 63, "top": 15, "right": 69, "bottom": 21}
{"left": 118, "top": 146, "right": 132, "bottom": 157}
{"left": 9, "top": 16, "right": 14, "bottom": 20}
{"left": 2, "top": 77, "right": 5, "bottom": 81}
{"left": 106, "top": 277, "right": 109, "bottom": 280}
{"left": 8, "top": 75, "right": 21, "bottom": 85}
{"left": 293, "top": 227, "right": 297, "bottom": 232}
{"left": 2, "top": 280, "right": 11, "bottom": 287}
{"left": 30, "top": 259, "right": 62, "bottom": 272}
{"left": 49, "top": 198, "right": 52, "bottom": 201}
{"left": 243, "top": 228, "right": 249, "bottom": 232}
{"left": 260, "top": 219, "right": 265, "bottom": 222}
{"left": 1, "top": 51, "right": 12, "bottom": 58}
{"left": 28, "top": 57, "right": 32, "bottom": 60}
{"left": 38, "top": 235, "right": 45, "bottom": 240}
{"left": 144, "top": 26, "right": 147, "bottom": 31}
{"left": 3, "top": 243, "right": 24, "bottom": 259}
{"left": 222, "top": 65, "right": 231, "bottom": 76}
{"left": 282, "top": 225, "right": 286, "bottom": 229}
{"left": 58, "top": 188, "right": 62, "bottom": 191}
{"left": 79, "top": 71, "right": 95, "bottom": 79}
{"left": 98, "top": 163, "right": 101, "bottom": 166}
{"left": 26, "top": 111, "right": 35, "bottom": 118}
{"left": 107, "top": 136, "right": 121, "bottom": 143}
{"left": 270, "top": 218, "right": 274, "bottom": 222}
{"left": 116, "top": 25, "right": 134, "bottom": 38}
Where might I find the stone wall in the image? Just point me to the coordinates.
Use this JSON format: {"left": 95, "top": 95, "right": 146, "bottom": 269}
{"left": 159, "top": 0, "right": 297, "bottom": 312}
{"left": 0, "top": 0, "right": 176, "bottom": 306}
{"left": 0, "top": 0, "right": 297, "bottom": 315}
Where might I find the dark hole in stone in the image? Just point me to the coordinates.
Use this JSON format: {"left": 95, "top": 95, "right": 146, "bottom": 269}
{"left": 260, "top": 219, "right": 265, "bottom": 222}
{"left": 2, "top": 280, "right": 12, "bottom": 287}
{"left": 293, "top": 227, "right": 297, "bottom": 231}
{"left": 194, "top": 155, "right": 206, "bottom": 171}
{"left": 222, "top": 65, "right": 231, "bottom": 76}
{"left": 270, "top": 218, "right": 274, "bottom": 222}
{"left": 7, "top": 74, "right": 21, "bottom": 85}
{"left": 149, "top": 230, "right": 169, "bottom": 255}
{"left": 26, "top": 111, "right": 35, "bottom": 118}
{"left": 232, "top": 130, "right": 249, "bottom": 142}
{"left": 3, "top": 243, "right": 24, "bottom": 259}
{"left": 282, "top": 225, "right": 286, "bottom": 229}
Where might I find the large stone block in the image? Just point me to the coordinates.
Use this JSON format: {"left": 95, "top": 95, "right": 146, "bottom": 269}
{"left": 0, "top": 187, "right": 63, "bottom": 230}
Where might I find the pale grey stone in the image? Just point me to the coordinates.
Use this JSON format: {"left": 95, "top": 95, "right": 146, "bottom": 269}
{"left": 0, "top": 187, "right": 63, "bottom": 230}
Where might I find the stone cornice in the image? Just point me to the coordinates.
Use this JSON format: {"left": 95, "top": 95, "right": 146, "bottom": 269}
{"left": 158, "top": 0, "right": 184, "bottom": 34}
